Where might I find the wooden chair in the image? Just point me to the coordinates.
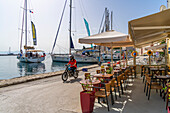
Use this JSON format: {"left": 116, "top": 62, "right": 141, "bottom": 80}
{"left": 166, "top": 84, "right": 170, "bottom": 109}
{"left": 118, "top": 73, "right": 125, "bottom": 95}
{"left": 123, "top": 70, "right": 130, "bottom": 90}
{"left": 127, "top": 67, "right": 134, "bottom": 82}
{"left": 145, "top": 75, "right": 163, "bottom": 100}
{"left": 143, "top": 67, "right": 151, "bottom": 83}
{"left": 110, "top": 78, "right": 117, "bottom": 100}
{"left": 131, "top": 65, "right": 136, "bottom": 78}
{"left": 84, "top": 73, "right": 90, "bottom": 80}
{"left": 96, "top": 70, "right": 100, "bottom": 74}
{"left": 115, "top": 73, "right": 124, "bottom": 97}
{"left": 143, "top": 74, "right": 153, "bottom": 93}
{"left": 141, "top": 65, "right": 144, "bottom": 77}
{"left": 94, "top": 82, "right": 112, "bottom": 111}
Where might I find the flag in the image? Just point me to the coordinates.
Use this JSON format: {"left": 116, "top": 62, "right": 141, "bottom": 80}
{"left": 31, "top": 21, "right": 37, "bottom": 45}
{"left": 30, "top": 10, "right": 33, "bottom": 13}
{"left": 83, "top": 18, "right": 93, "bottom": 48}
{"left": 83, "top": 18, "right": 90, "bottom": 36}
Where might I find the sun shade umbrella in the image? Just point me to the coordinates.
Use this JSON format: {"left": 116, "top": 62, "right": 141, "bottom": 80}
{"left": 129, "top": 9, "right": 170, "bottom": 48}
{"left": 79, "top": 30, "right": 133, "bottom": 47}
{"left": 79, "top": 30, "right": 134, "bottom": 67}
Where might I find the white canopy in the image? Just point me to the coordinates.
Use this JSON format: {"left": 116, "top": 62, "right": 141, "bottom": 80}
{"left": 79, "top": 30, "right": 133, "bottom": 67}
{"left": 79, "top": 30, "right": 133, "bottom": 48}
{"left": 129, "top": 9, "right": 170, "bottom": 48}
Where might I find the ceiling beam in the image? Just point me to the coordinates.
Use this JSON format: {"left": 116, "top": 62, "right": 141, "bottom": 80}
{"left": 133, "top": 26, "right": 170, "bottom": 30}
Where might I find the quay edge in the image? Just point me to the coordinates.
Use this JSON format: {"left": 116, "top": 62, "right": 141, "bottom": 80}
{"left": 0, "top": 64, "right": 101, "bottom": 88}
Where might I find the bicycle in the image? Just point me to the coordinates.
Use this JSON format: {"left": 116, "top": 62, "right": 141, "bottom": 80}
{"left": 62, "top": 65, "right": 79, "bottom": 82}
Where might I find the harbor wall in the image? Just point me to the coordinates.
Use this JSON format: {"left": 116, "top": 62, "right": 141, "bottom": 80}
{"left": 0, "top": 64, "right": 99, "bottom": 88}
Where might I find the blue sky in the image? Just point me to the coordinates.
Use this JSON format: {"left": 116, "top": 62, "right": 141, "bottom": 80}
{"left": 0, "top": 0, "right": 167, "bottom": 53}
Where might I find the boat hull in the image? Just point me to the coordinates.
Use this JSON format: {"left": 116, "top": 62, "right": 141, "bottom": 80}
{"left": 17, "top": 56, "right": 45, "bottom": 63}
{"left": 51, "top": 55, "right": 98, "bottom": 64}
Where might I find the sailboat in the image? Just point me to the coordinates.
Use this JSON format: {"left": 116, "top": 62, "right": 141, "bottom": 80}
{"left": 17, "top": 0, "right": 46, "bottom": 63}
{"left": 51, "top": 0, "right": 98, "bottom": 63}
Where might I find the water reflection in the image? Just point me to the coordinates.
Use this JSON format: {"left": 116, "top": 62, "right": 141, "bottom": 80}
{"left": 51, "top": 62, "right": 66, "bottom": 72}
{"left": 17, "top": 62, "right": 45, "bottom": 76}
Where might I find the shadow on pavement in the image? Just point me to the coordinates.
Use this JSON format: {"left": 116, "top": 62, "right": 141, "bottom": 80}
{"left": 63, "top": 78, "right": 82, "bottom": 84}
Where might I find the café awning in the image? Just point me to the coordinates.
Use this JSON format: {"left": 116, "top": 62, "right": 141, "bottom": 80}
{"left": 129, "top": 9, "right": 170, "bottom": 48}
{"left": 145, "top": 43, "right": 166, "bottom": 50}
{"left": 79, "top": 30, "right": 133, "bottom": 48}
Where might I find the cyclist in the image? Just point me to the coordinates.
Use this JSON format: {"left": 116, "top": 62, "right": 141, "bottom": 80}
{"left": 66, "top": 55, "right": 77, "bottom": 75}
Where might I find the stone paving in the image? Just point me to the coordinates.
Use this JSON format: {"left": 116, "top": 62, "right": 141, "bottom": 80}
{"left": 0, "top": 66, "right": 167, "bottom": 113}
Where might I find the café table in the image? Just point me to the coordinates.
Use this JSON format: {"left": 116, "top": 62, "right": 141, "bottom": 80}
{"left": 121, "top": 67, "right": 128, "bottom": 72}
{"left": 80, "top": 79, "right": 101, "bottom": 91}
{"left": 155, "top": 75, "right": 170, "bottom": 101}
{"left": 80, "top": 79, "right": 101, "bottom": 85}
{"left": 93, "top": 73, "right": 113, "bottom": 78}
{"left": 112, "top": 70, "right": 121, "bottom": 76}
{"left": 150, "top": 68, "right": 166, "bottom": 76}
{"left": 114, "top": 67, "right": 121, "bottom": 70}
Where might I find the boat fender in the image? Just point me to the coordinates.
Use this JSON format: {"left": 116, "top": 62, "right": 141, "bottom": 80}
{"left": 82, "top": 68, "right": 88, "bottom": 72}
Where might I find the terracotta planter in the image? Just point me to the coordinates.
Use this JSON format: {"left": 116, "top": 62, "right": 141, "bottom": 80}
{"left": 168, "top": 106, "right": 170, "bottom": 113}
{"left": 80, "top": 90, "right": 95, "bottom": 113}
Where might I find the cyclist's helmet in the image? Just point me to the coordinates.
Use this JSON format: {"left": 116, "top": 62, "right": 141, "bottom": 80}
{"left": 70, "top": 55, "right": 74, "bottom": 60}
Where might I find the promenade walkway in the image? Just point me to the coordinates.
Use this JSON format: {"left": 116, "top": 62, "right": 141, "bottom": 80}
{"left": 0, "top": 66, "right": 167, "bottom": 113}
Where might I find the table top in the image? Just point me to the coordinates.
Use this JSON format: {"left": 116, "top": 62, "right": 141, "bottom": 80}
{"left": 114, "top": 67, "right": 121, "bottom": 70}
{"left": 156, "top": 75, "right": 170, "bottom": 79}
{"left": 93, "top": 73, "right": 113, "bottom": 78}
{"left": 112, "top": 70, "right": 121, "bottom": 73}
{"left": 150, "top": 68, "right": 165, "bottom": 71}
{"left": 80, "top": 79, "right": 101, "bottom": 85}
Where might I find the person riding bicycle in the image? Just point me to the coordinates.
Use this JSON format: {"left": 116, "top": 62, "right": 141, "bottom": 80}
{"left": 66, "top": 55, "right": 77, "bottom": 75}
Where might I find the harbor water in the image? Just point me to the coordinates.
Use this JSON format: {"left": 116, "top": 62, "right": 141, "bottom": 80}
{"left": 0, "top": 54, "right": 91, "bottom": 80}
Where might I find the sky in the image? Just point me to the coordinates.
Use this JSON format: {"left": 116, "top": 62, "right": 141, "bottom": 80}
{"left": 0, "top": 0, "right": 167, "bottom": 53}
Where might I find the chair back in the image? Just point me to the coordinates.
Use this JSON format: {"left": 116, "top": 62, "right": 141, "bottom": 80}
{"left": 145, "top": 74, "right": 151, "bottom": 84}
{"left": 84, "top": 73, "right": 90, "bottom": 79}
{"left": 110, "top": 78, "right": 116, "bottom": 87}
{"left": 105, "top": 82, "right": 111, "bottom": 92}
{"left": 96, "top": 70, "right": 100, "bottom": 74}
{"left": 117, "top": 73, "right": 124, "bottom": 83}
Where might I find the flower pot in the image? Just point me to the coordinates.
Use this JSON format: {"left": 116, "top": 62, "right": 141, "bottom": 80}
{"left": 168, "top": 106, "right": 170, "bottom": 113}
{"left": 80, "top": 90, "right": 95, "bottom": 113}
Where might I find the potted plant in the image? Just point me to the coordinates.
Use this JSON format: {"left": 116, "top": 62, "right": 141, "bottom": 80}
{"left": 80, "top": 75, "right": 95, "bottom": 113}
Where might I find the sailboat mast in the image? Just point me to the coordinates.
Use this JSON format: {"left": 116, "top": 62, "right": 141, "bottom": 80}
{"left": 25, "top": 0, "right": 27, "bottom": 49}
{"left": 69, "top": 0, "right": 72, "bottom": 55}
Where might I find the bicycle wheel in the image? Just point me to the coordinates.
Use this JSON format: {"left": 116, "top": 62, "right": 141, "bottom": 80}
{"left": 62, "top": 72, "right": 68, "bottom": 82}
{"left": 74, "top": 71, "right": 78, "bottom": 79}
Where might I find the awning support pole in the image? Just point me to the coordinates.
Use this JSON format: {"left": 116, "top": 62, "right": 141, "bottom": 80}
{"left": 111, "top": 44, "right": 113, "bottom": 74}
{"left": 149, "top": 55, "right": 151, "bottom": 66}
{"left": 133, "top": 48, "right": 136, "bottom": 66}
{"left": 126, "top": 49, "right": 128, "bottom": 66}
{"left": 167, "top": 39, "right": 169, "bottom": 66}
{"left": 120, "top": 48, "right": 122, "bottom": 67}
{"left": 99, "top": 46, "right": 101, "bottom": 66}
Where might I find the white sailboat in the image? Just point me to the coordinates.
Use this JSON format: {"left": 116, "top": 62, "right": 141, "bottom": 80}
{"left": 51, "top": 0, "right": 98, "bottom": 63}
{"left": 17, "top": 0, "right": 45, "bottom": 63}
